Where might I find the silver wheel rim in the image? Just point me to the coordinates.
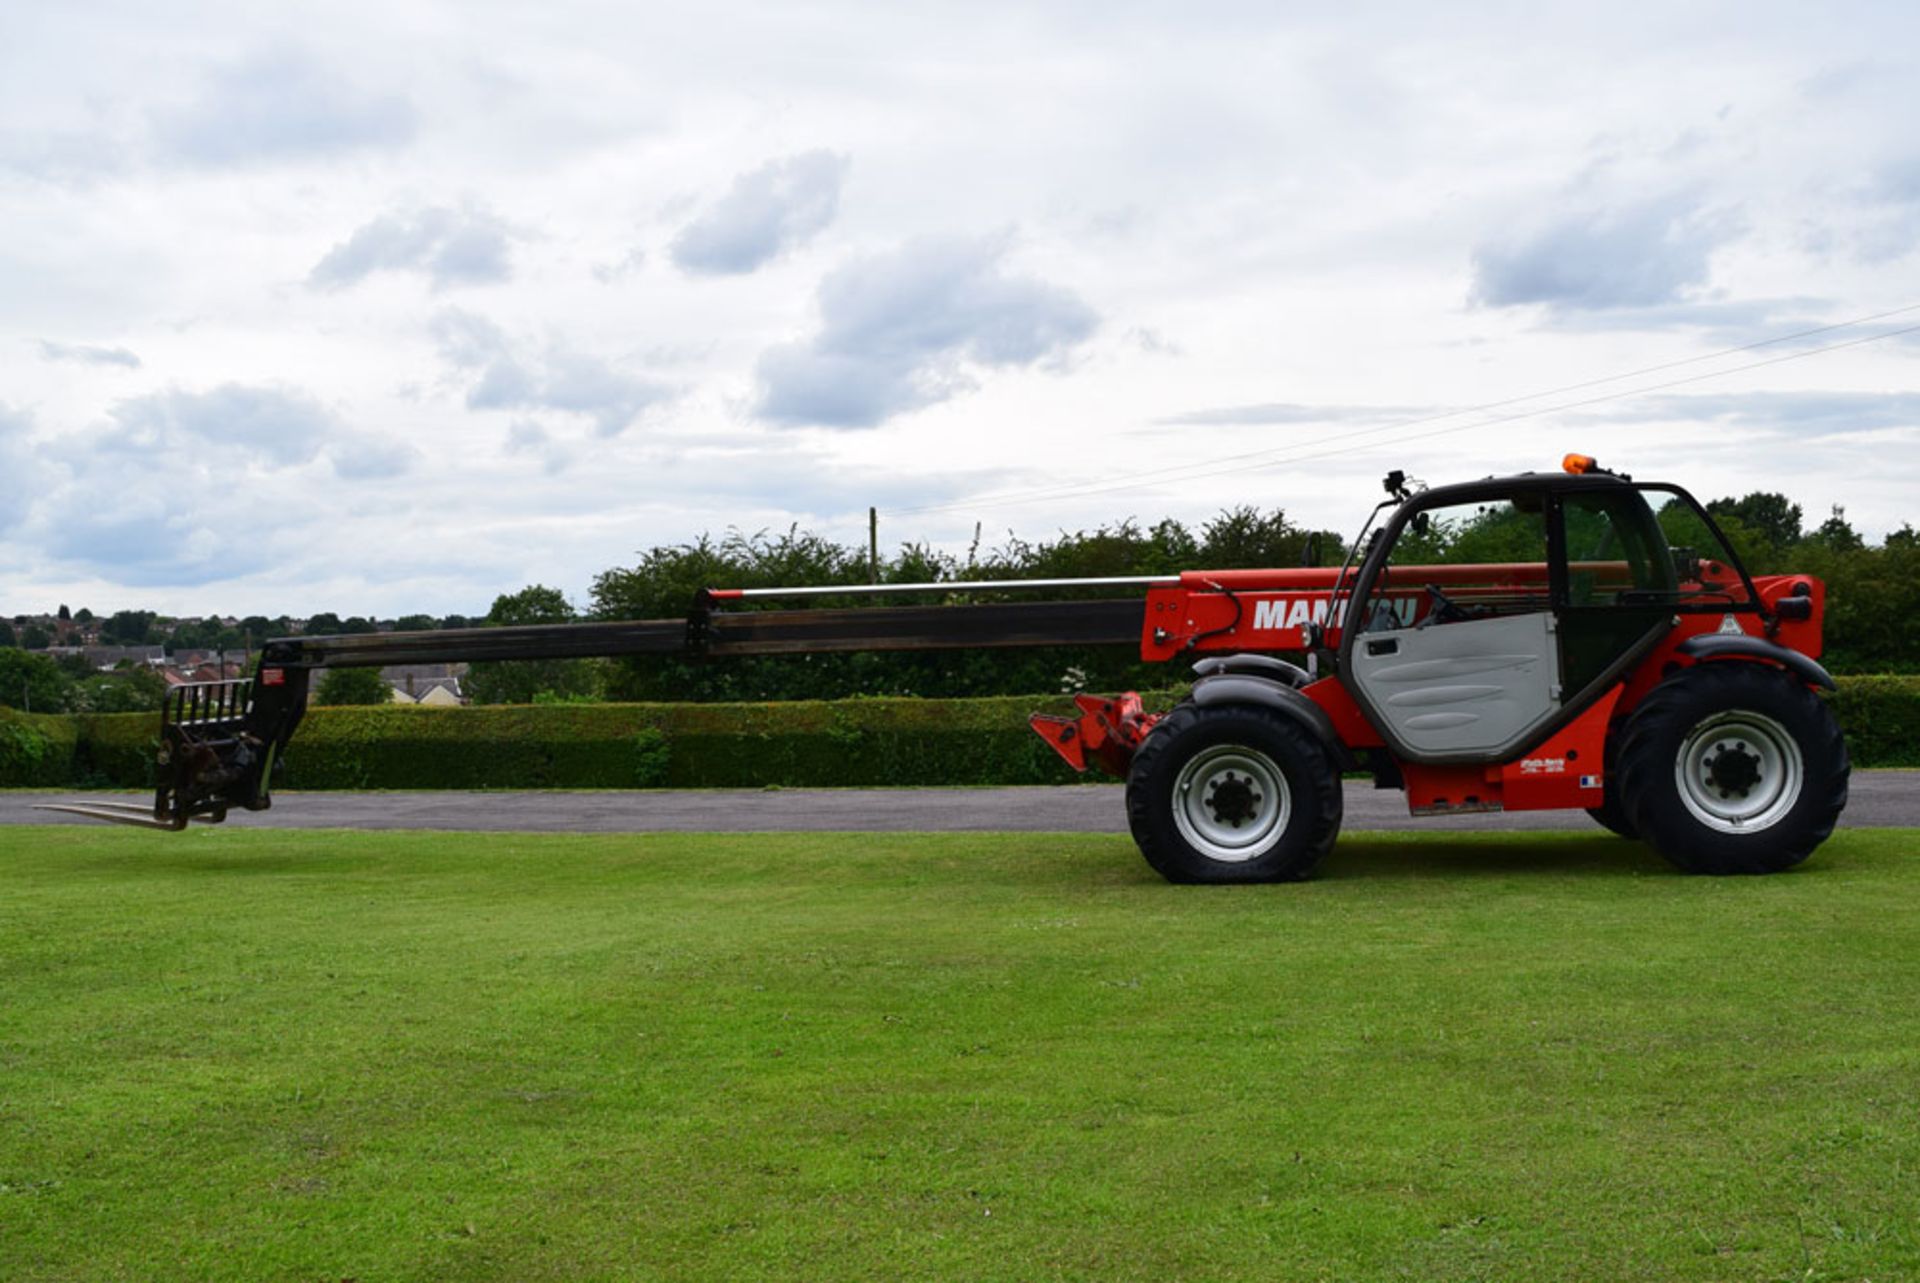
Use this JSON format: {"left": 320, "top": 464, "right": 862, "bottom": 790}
{"left": 1171, "top": 745, "right": 1292, "bottom": 862}
{"left": 1674, "top": 710, "right": 1803, "bottom": 834}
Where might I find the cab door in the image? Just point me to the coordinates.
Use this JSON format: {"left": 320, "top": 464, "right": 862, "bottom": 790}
{"left": 1344, "top": 493, "right": 1562, "bottom": 760}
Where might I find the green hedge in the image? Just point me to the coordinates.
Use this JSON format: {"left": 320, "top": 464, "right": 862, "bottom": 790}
{"left": 1824, "top": 676, "right": 1920, "bottom": 771}
{"left": 269, "top": 694, "right": 1185, "bottom": 790}
{"left": 0, "top": 708, "right": 81, "bottom": 787}
{"left": 26, "top": 693, "right": 1186, "bottom": 791}
{"left": 7, "top": 677, "right": 1918, "bottom": 790}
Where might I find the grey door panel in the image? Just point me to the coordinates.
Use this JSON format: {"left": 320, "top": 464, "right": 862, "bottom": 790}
{"left": 1350, "top": 612, "right": 1561, "bottom": 756}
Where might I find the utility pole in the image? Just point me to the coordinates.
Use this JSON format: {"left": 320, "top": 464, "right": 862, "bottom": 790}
{"left": 868, "top": 507, "right": 879, "bottom": 584}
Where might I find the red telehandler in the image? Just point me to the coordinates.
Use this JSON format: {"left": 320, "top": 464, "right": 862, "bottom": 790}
{"left": 46, "top": 456, "right": 1849, "bottom": 882}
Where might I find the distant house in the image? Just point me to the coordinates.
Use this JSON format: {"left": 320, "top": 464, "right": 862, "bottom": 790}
{"left": 46, "top": 645, "right": 168, "bottom": 671}
{"left": 381, "top": 663, "right": 467, "bottom": 706}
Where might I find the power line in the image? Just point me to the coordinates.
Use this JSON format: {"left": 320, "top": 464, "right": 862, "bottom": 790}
{"left": 949, "top": 318, "right": 1920, "bottom": 513}
{"left": 894, "top": 301, "right": 1920, "bottom": 517}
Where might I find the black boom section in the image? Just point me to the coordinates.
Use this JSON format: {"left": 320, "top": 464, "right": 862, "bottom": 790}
{"left": 137, "top": 597, "right": 1147, "bottom": 830}
{"left": 703, "top": 598, "right": 1145, "bottom": 654}
{"left": 261, "top": 618, "right": 688, "bottom": 668}
{"left": 261, "top": 599, "right": 1145, "bottom": 668}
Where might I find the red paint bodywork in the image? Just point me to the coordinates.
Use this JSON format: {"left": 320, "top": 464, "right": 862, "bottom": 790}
{"left": 1032, "top": 560, "right": 1828, "bottom": 818}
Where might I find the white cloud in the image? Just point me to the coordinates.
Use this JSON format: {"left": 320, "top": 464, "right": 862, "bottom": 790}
{"left": 432, "top": 310, "right": 675, "bottom": 437}
{"left": 96, "top": 384, "right": 334, "bottom": 468}
{"left": 152, "top": 48, "right": 416, "bottom": 166}
{"left": 36, "top": 339, "right": 141, "bottom": 369}
{"left": 330, "top": 432, "right": 418, "bottom": 479}
{"left": 0, "top": 404, "right": 39, "bottom": 533}
{"left": 1596, "top": 390, "right": 1920, "bottom": 438}
{"left": 756, "top": 235, "right": 1098, "bottom": 427}
{"left": 25, "top": 385, "right": 395, "bottom": 585}
{"left": 0, "top": 128, "right": 124, "bottom": 184}
{"left": 670, "top": 151, "right": 849, "bottom": 276}
{"left": 503, "top": 419, "right": 580, "bottom": 476}
{"left": 1470, "top": 197, "right": 1735, "bottom": 312}
{"left": 309, "top": 206, "right": 518, "bottom": 291}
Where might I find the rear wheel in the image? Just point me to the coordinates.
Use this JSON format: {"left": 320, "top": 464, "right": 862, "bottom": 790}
{"left": 1617, "top": 664, "right": 1848, "bottom": 874}
{"left": 1125, "top": 703, "right": 1343, "bottom": 883}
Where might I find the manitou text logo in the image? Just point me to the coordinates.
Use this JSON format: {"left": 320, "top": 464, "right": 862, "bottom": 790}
{"left": 1250, "top": 596, "right": 1419, "bottom": 631}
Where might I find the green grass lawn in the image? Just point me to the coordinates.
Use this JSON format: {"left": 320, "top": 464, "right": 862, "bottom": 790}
{"left": 2, "top": 827, "right": 1917, "bottom": 1282}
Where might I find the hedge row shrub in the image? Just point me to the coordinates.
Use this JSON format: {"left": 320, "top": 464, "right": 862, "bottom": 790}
{"left": 6, "top": 677, "right": 1918, "bottom": 789}
{"left": 0, "top": 708, "right": 79, "bottom": 787}
{"left": 1825, "top": 676, "right": 1920, "bottom": 771}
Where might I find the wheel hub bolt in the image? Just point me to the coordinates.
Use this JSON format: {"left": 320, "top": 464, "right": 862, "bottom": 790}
{"left": 1704, "top": 740, "right": 1764, "bottom": 800}
{"left": 1206, "top": 772, "right": 1260, "bottom": 827}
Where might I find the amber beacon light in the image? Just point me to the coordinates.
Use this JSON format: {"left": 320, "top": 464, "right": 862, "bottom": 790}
{"left": 1562, "top": 452, "right": 1598, "bottom": 474}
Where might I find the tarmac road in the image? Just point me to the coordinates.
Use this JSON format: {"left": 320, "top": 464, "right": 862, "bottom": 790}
{"left": 5, "top": 771, "right": 1916, "bottom": 833}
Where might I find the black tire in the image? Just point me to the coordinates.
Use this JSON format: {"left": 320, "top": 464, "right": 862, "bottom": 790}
{"left": 1617, "top": 664, "right": 1849, "bottom": 875}
{"left": 1125, "top": 702, "right": 1344, "bottom": 884}
{"left": 1585, "top": 794, "right": 1637, "bottom": 839}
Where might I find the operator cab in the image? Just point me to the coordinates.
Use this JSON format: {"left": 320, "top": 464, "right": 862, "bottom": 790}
{"left": 1337, "top": 459, "right": 1759, "bottom": 765}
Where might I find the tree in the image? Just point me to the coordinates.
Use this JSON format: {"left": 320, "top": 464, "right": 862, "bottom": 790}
{"left": 394, "top": 614, "right": 438, "bottom": 633}
{"left": 0, "top": 649, "right": 73, "bottom": 711}
{"left": 57, "top": 604, "right": 70, "bottom": 622}
{"left": 1707, "top": 492, "right": 1803, "bottom": 556}
{"left": 1657, "top": 499, "right": 1765, "bottom": 571}
{"left": 339, "top": 616, "right": 379, "bottom": 634}
{"left": 0, "top": 621, "right": 14, "bottom": 648}
{"left": 440, "top": 614, "right": 474, "bottom": 630}
{"left": 315, "top": 667, "right": 393, "bottom": 705}
{"left": 306, "top": 612, "right": 343, "bottom": 636}
{"left": 165, "top": 620, "right": 210, "bottom": 653}
{"left": 466, "top": 586, "right": 602, "bottom": 705}
{"left": 21, "top": 624, "right": 51, "bottom": 650}
{"left": 76, "top": 666, "right": 167, "bottom": 713}
{"left": 1809, "top": 505, "right": 1865, "bottom": 553}
{"left": 1199, "top": 507, "right": 1339, "bottom": 570}
{"left": 73, "top": 607, "right": 94, "bottom": 624}
{"left": 101, "top": 609, "right": 157, "bottom": 645}
{"left": 489, "top": 585, "right": 577, "bottom": 625}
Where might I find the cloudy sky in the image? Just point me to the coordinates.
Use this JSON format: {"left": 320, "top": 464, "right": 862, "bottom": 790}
{"left": 3, "top": 2, "right": 1918, "bottom": 618}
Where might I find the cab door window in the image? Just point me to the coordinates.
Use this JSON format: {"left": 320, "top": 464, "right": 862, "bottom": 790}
{"left": 1363, "top": 496, "right": 1552, "bottom": 630}
{"left": 1555, "top": 490, "right": 1677, "bottom": 695}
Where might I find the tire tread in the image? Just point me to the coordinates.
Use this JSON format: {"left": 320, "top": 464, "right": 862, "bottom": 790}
{"left": 1125, "top": 703, "right": 1343, "bottom": 883}
{"left": 1617, "top": 664, "right": 1848, "bottom": 874}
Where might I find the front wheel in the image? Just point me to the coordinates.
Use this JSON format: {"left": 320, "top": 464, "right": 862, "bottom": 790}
{"left": 1617, "top": 664, "right": 1848, "bottom": 874}
{"left": 1125, "top": 703, "right": 1344, "bottom": 883}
